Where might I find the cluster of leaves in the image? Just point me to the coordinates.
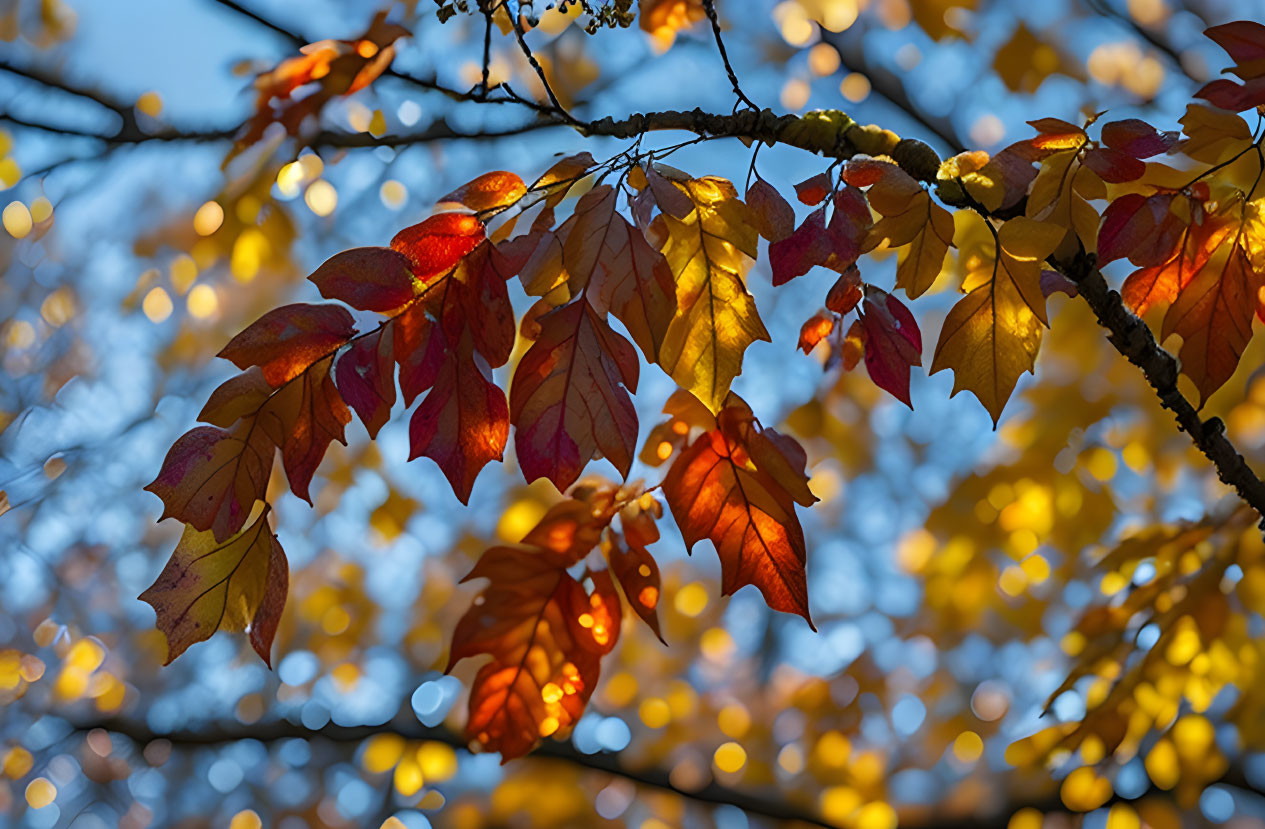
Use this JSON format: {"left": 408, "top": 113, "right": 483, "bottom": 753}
{"left": 140, "top": 150, "right": 824, "bottom": 757}
{"left": 139, "top": 17, "right": 1265, "bottom": 771}
{"left": 232, "top": 11, "right": 410, "bottom": 159}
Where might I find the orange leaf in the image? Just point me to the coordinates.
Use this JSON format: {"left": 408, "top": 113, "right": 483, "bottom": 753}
{"left": 439, "top": 171, "right": 528, "bottom": 213}
{"left": 390, "top": 213, "right": 485, "bottom": 283}
{"left": 308, "top": 247, "right": 417, "bottom": 312}
{"left": 449, "top": 492, "right": 626, "bottom": 760}
{"left": 1162, "top": 232, "right": 1263, "bottom": 404}
{"left": 662, "top": 393, "right": 817, "bottom": 626}
{"left": 218, "top": 303, "right": 356, "bottom": 387}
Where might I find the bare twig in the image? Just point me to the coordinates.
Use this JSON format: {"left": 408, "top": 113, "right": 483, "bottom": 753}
{"left": 701, "top": 0, "right": 759, "bottom": 111}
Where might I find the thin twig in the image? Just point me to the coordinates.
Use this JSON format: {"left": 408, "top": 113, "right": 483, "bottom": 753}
{"left": 701, "top": 0, "right": 758, "bottom": 111}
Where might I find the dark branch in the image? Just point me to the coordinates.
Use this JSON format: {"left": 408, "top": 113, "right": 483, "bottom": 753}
{"left": 1053, "top": 250, "right": 1265, "bottom": 526}
{"left": 69, "top": 716, "right": 1260, "bottom": 829}
{"left": 79, "top": 715, "right": 836, "bottom": 829}
{"left": 701, "top": 0, "right": 759, "bottom": 111}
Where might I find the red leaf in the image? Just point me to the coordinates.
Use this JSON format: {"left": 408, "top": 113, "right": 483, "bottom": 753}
{"left": 335, "top": 328, "right": 396, "bottom": 439}
{"left": 258, "top": 355, "right": 350, "bottom": 503}
{"left": 661, "top": 394, "right": 817, "bottom": 626}
{"left": 392, "top": 300, "right": 447, "bottom": 406}
{"left": 794, "top": 173, "right": 832, "bottom": 206}
{"left": 1100, "top": 119, "right": 1179, "bottom": 159}
{"left": 510, "top": 300, "right": 640, "bottom": 491}
{"left": 453, "top": 241, "right": 518, "bottom": 368}
{"left": 1097, "top": 193, "right": 1180, "bottom": 266}
{"left": 746, "top": 176, "right": 796, "bottom": 243}
{"left": 145, "top": 423, "right": 274, "bottom": 543}
{"left": 1122, "top": 218, "right": 1233, "bottom": 316}
{"left": 218, "top": 303, "right": 356, "bottom": 387}
{"left": 1163, "top": 236, "right": 1264, "bottom": 403}
{"left": 1195, "top": 77, "right": 1265, "bottom": 112}
{"left": 1081, "top": 147, "right": 1146, "bottom": 183}
{"left": 308, "top": 247, "right": 416, "bottom": 312}
{"left": 408, "top": 330, "right": 508, "bottom": 503}
{"left": 798, "top": 311, "right": 835, "bottom": 354}
{"left": 390, "top": 213, "right": 485, "bottom": 282}
{"left": 770, "top": 207, "right": 831, "bottom": 286}
{"left": 859, "top": 288, "right": 922, "bottom": 407}
{"left": 1204, "top": 21, "right": 1265, "bottom": 69}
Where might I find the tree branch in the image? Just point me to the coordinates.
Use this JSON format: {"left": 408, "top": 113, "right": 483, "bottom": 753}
{"left": 701, "top": 0, "right": 759, "bottom": 111}
{"left": 1052, "top": 251, "right": 1265, "bottom": 525}
{"left": 77, "top": 715, "right": 837, "bottom": 829}
{"left": 67, "top": 716, "right": 1261, "bottom": 829}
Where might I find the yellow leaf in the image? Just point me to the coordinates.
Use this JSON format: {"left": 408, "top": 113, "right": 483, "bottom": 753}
{"left": 138, "top": 510, "right": 288, "bottom": 666}
{"left": 656, "top": 176, "right": 768, "bottom": 411}
{"left": 930, "top": 217, "right": 1063, "bottom": 423}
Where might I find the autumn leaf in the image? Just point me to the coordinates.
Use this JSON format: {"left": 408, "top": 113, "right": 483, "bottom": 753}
{"left": 408, "top": 328, "right": 508, "bottom": 503}
{"left": 931, "top": 217, "right": 1064, "bottom": 423}
{"left": 449, "top": 547, "right": 600, "bottom": 760}
{"left": 139, "top": 509, "right": 287, "bottom": 666}
{"left": 606, "top": 497, "right": 665, "bottom": 641}
{"left": 845, "top": 160, "right": 953, "bottom": 298}
{"left": 510, "top": 299, "right": 640, "bottom": 491}
{"left": 798, "top": 311, "right": 835, "bottom": 354}
{"left": 1162, "top": 231, "right": 1263, "bottom": 403}
{"left": 521, "top": 184, "right": 676, "bottom": 362}
{"left": 746, "top": 176, "right": 795, "bottom": 243}
{"left": 655, "top": 176, "right": 770, "bottom": 411}
{"left": 1099, "top": 119, "right": 1180, "bottom": 159}
{"left": 390, "top": 213, "right": 485, "bottom": 283}
{"left": 438, "top": 171, "right": 527, "bottom": 213}
{"left": 1120, "top": 208, "right": 1233, "bottom": 316}
{"left": 794, "top": 173, "right": 832, "bottom": 206}
{"left": 308, "top": 247, "right": 417, "bottom": 312}
{"left": 1179, "top": 104, "right": 1253, "bottom": 164}
{"left": 257, "top": 355, "right": 351, "bottom": 503}
{"left": 232, "top": 11, "right": 409, "bottom": 158}
{"left": 858, "top": 288, "right": 922, "bottom": 407}
{"left": 145, "top": 422, "right": 274, "bottom": 543}
{"left": 448, "top": 492, "right": 626, "bottom": 760}
{"left": 662, "top": 393, "right": 817, "bottom": 626}
{"left": 1196, "top": 22, "right": 1265, "bottom": 111}
{"left": 529, "top": 152, "right": 597, "bottom": 207}
{"left": 335, "top": 327, "right": 396, "bottom": 439}
{"left": 825, "top": 266, "right": 862, "bottom": 315}
{"left": 218, "top": 303, "right": 357, "bottom": 387}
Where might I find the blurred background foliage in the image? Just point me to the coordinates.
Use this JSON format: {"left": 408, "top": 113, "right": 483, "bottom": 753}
{"left": 3, "top": 0, "right": 1265, "bottom": 827}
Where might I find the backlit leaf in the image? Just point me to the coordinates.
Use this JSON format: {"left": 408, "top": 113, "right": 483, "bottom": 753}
{"left": 930, "top": 217, "right": 1064, "bottom": 423}
{"left": 408, "top": 329, "right": 508, "bottom": 504}
{"left": 655, "top": 176, "right": 769, "bottom": 411}
{"left": 662, "top": 393, "right": 817, "bottom": 625}
{"left": 308, "top": 247, "right": 417, "bottom": 312}
{"left": 510, "top": 299, "right": 640, "bottom": 491}
{"left": 139, "top": 510, "right": 287, "bottom": 666}
{"left": 145, "top": 422, "right": 274, "bottom": 543}
{"left": 218, "top": 303, "right": 356, "bottom": 387}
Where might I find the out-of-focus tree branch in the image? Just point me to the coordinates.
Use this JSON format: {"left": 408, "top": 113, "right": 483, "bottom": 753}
{"left": 67, "top": 716, "right": 1265, "bottom": 829}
